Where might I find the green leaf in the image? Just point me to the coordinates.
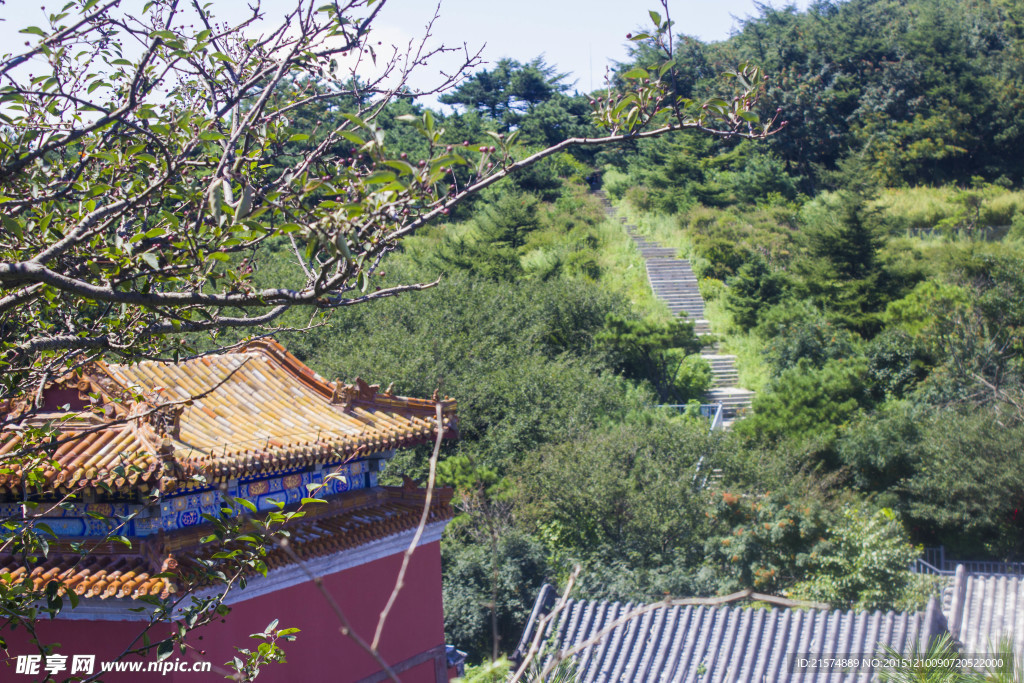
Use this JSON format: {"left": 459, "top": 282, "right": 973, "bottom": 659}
{"left": 20, "top": 26, "right": 47, "bottom": 37}
{"left": 612, "top": 94, "right": 637, "bottom": 118}
{"left": 363, "top": 170, "right": 396, "bottom": 184}
{"left": 156, "top": 640, "right": 173, "bottom": 662}
{"left": 199, "top": 131, "right": 227, "bottom": 141}
{"left": 1, "top": 215, "right": 22, "bottom": 239}
{"left": 338, "top": 131, "right": 365, "bottom": 146}
{"left": 341, "top": 113, "right": 369, "bottom": 129}
{"left": 622, "top": 68, "right": 650, "bottom": 80}
{"left": 649, "top": 10, "right": 662, "bottom": 27}
{"left": 288, "top": 134, "right": 310, "bottom": 142}
{"left": 300, "top": 497, "right": 327, "bottom": 505}
{"left": 383, "top": 159, "right": 417, "bottom": 177}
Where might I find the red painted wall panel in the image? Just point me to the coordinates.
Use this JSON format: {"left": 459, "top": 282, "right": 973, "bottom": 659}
{"left": 1, "top": 541, "right": 446, "bottom": 683}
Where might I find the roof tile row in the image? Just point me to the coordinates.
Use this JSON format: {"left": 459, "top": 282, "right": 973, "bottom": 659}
{"left": 516, "top": 585, "right": 948, "bottom": 683}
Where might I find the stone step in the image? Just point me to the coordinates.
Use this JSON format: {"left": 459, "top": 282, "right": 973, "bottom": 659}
{"left": 704, "top": 388, "right": 756, "bottom": 399}
{"left": 709, "top": 371, "right": 738, "bottom": 380}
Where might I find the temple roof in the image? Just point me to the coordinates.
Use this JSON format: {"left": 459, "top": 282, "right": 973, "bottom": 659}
{"left": 514, "top": 585, "right": 949, "bottom": 683}
{"left": 944, "top": 565, "right": 1024, "bottom": 662}
{"left": 0, "top": 486, "right": 453, "bottom": 601}
{"left": 0, "top": 340, "right": 457, "bottom": 496}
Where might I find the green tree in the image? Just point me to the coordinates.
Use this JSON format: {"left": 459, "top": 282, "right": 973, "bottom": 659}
{"left": 795, "top": 189, "right": 888, "bottom": 333}
{"left": 788, "top": 505, "right": 922, "bottom": 611}
{"left": 517, "top": 415, "right": 723, "bottom": 573}
{"left": 739, "top": 357, "right": 871, "bottom": 447}
{"left": 725, "top": 256, "right": 788, "bottom": 332}
{"left": 596, "top": 314, "right": 704, "bottom": 402}
{"left": 442, "top": 529, "right": 550, "bottom": 661}
{"left": 439, "top": 57, "right": 572, "bottom": 131}
{"left": 701, "top": 490, "right": 828, "bottom": 594}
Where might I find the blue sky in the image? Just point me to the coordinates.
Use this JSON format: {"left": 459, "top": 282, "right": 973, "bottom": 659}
{"left": 1, "top": 0, "right": 812, "bottom": 101}
{"left": 357, "top": 0, "right": 813, "bottom": 94}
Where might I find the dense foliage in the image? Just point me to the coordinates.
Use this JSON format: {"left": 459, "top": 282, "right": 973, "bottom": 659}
{"left": 245, "top": 0, "right": 1024, "bottom": 663}
{"left": 6, "top": 0, "right": 1024, "bottom": 672}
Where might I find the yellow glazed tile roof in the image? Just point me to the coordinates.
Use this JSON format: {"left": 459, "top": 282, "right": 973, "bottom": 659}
{"left": 0, "top": 340, "right": 457, "bottom": 495}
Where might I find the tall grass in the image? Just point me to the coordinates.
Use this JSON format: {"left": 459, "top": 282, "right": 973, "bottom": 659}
{"left": 591, "top": 215, "right": 670, "bottom": 319}
{"left": 702, "top": 296, "right": 770, "bottom": 392}
{"left": 873, "top": 186, "right": 1024, "bottom": 233}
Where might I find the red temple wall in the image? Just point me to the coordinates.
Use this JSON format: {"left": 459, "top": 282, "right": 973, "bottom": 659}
{"left": 1, "top": 540, "right": 448, "bottom": 682}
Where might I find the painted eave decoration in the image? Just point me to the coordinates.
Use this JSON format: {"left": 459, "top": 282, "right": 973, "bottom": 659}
{"left": 0, "top": 486, "right": 454, "bottom": 601}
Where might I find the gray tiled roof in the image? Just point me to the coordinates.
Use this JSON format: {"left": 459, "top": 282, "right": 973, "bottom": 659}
{"left": 945, "top": 565, "right": 1024, "bottom": 661}
{"left": 515, "top": 586, "right": 948, "bottom": 683}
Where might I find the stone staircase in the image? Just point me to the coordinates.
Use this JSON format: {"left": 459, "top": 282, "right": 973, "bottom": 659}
{"left": 626, "top": 226, "right": 712, "bottom": 335}
{"left": 601, "top": 192, "right": 755, "bottom": 427}
{"left": 703, "top": 354, "right": 740, "bottom": 388}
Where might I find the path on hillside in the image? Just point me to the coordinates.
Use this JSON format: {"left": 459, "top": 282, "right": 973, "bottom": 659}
{"left": 597, "top": 192, "right": 755, "bottom": 427}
